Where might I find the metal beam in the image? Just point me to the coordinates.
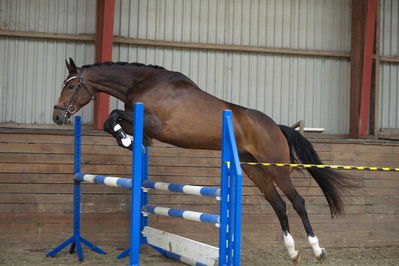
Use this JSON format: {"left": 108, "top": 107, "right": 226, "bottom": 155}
{"left": 94, "top": 0, "right": 115, "bottom": 130}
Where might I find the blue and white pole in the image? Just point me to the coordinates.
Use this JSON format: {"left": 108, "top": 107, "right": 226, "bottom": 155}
{"left": 144, "top": 206, "right": 220, "bottom": 225}
{"left": 142, "top": 181, "right": 221, "bottom": 198}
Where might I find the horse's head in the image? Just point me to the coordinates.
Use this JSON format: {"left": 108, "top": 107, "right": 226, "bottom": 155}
{"left": 53, "top": 58, "right": 96, "bottom": 125}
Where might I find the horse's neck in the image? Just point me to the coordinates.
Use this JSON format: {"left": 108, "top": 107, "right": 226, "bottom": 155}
{"left": 87, "top": 68, "right": 136, "bottom": 102}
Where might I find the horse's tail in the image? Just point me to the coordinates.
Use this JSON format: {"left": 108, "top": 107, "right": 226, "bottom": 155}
{"left": 278, "top": 125, "right": 356, "bottom": 217}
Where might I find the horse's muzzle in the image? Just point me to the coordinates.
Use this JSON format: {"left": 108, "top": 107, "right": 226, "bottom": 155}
{"left": 53, "top": 112, "right": 66, "bottom": 125}
{"left": 53, "top": 105, "right": 68, "bottom": 125}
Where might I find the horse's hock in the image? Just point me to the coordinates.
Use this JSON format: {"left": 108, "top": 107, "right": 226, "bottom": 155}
{"left": 0, "top": 128, "right": 398, "bottom": 251}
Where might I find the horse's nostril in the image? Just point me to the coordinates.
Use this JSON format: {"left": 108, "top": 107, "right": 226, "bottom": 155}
{"left": 53, "top": 113, "right": 63, "bottom": 125}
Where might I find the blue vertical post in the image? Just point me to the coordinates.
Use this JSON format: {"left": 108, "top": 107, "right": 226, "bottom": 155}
{"left": 141, "top": 146, "right": 149, "bottom": 238}
{"left": 73, "top": 116, "right": 83, "bottom": 259}
{"left": 226, "top": 118, "right": 243, "bottom": 266}
{"left": 233, "top": 165, "right": 242, "bottom": 266}
{"left": 219, "top": 110, "right": 232, "bottom": 266}
{"left": 220, "top": 110, "right": 242, "bottom": 266}
{"left": 47, "top": 116, "right": 105, "bottom": 260}
{"left": 225, "top": 114, "right": 234, "bottom": 265}
{"left": 130, "top": 103, "right": 144, "bottom": 266}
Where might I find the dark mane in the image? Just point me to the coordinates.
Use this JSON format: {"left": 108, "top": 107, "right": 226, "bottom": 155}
{"left": 81, "top": 61, "right": 165, "bottom": 70}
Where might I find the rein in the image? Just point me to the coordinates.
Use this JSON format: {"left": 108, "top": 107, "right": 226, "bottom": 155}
{"left": 53, "top": 69, "right": 96, "bottom": 118}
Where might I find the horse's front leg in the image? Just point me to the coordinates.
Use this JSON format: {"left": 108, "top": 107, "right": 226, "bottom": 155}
{"left": 104, "top": 109, "right": 153, "bottom": 150}
{"left": 104, "top": 109, "right": 134, "bottom": 150}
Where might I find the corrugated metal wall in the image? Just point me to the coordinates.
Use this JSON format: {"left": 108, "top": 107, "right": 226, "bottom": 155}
{"left": 379, "top": 0, "right": 399, "bottom": 129}
{"left": 0, "top": 0, "right": 397, "bottom": 134}
{"left": 0, "top": 0, "right": 96, "bottom": 124}
{"left": 111, "top": 0, "right": 352, "bottom": 134}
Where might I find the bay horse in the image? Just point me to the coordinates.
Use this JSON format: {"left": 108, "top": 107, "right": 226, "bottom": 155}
{"left": 53, "top": 58, "right": 354, "bottom": 264}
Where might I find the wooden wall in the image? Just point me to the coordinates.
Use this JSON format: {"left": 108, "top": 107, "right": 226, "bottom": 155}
{"left": 0, "top": 129, "right": 398, "bottom": 250}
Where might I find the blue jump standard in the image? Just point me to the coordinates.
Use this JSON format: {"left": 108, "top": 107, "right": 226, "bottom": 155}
{"left": 47, "top": 103, "right": 242, "bottom": 266}
{"left": 46, "top": 116, "right": 106, "bottom": 260}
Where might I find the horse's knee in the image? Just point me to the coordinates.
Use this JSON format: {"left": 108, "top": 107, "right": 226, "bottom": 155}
{"left": 103, "top": 114, "right": 133, "bottom": 150}
{"left": 103, "top": 119, "right": 114, "bottom": 134}
{"left": 109, "top": 109, "right": 121, "bottom": 119}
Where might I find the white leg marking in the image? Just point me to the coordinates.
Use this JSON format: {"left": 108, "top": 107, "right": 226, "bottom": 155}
{"left": 114, "top": 124, "right": 132, "bottom": 147}
{"left": 113, "top": 124, "right": 122, "bottom": 131}
{"left": 284, "top": 232, "right": 299, "bottom": 259}
{"left": 308, "top": 235, "right": 324, "bottom": 257}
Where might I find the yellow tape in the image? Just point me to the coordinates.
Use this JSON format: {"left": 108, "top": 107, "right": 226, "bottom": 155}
{"left": 239, "top": 162, "right": 399, "bottom": 172}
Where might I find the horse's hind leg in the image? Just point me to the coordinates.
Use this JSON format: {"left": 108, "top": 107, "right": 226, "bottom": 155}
{"left": 240, "top": 153, "right": 300, "bottom": 264}
{"left": 270, "top": 166, "right": 326, "bottom": 262}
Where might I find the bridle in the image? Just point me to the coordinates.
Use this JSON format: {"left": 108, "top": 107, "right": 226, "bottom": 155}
{"left": 53, "top": 69, "right": 96, "bottom": 119}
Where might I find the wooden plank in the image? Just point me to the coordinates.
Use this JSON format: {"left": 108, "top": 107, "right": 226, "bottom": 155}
{"left": 0, "top": 213, "right": 128, "bottom": 223}
{"left": 143, "top": 226, "right": 219, "bottom": 266}
{"left": 0, "top": 163, "right": 222, "bottom": 177}
{"left": 0, "top": 133, "right": 115, "bottom": 145}
{"left": 0, "top": 173, "right": 73, "bottom": 183}
{"left": 0, "top": 152, "right": 222, "bottom": 167}
{"left": 331, "top": 152, "right": 395, "bottom": 163}
{"left": 0, "top": 193, "right": 132, "bottom": 204}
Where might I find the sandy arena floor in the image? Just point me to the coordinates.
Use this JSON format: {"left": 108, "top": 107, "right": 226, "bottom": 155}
{"left": 0, "top": 245, "right": 398, "bottom": 266}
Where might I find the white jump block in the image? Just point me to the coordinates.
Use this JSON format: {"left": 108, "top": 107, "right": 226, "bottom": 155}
{"left": 143, "top": 226, "right": 219, "bottom": 266}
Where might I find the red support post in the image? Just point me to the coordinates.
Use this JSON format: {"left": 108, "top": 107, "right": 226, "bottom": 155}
{"left": 349, "top": 0, "right": 365, "bottom": 138}
{"left": 349, "top": 0, "right": 378, "bottom": 138}
{"left": 94, "top": 0, "right": 115, "bottom": 130}
{"left": 359, "top": 0, "right": 378, "bottom": 137}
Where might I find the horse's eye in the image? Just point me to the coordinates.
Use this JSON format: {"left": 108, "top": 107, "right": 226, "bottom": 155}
{"left": 67, "top": 84, "right": 74, "bottom": 89}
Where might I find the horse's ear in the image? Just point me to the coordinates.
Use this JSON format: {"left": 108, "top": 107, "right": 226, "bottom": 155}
{"left": 65, "top": 59, "right": 72, "bottom": 72}
{"left": 66, "top": 58, "right": 77, "bottom": 73}
{"left": 69, "top": 58, "right": 77, "bottom": 68}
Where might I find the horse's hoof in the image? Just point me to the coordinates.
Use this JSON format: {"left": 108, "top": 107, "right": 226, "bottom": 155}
{"left": 291, "top": 253, "right": 301, "bottom": 264}
{"left": 316, "top": 248, "right": 327, "bottom": 262}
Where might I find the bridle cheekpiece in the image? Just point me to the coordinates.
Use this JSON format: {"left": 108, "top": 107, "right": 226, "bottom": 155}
{"left": 53, "top": 69, "right": 96, "bottom": 120}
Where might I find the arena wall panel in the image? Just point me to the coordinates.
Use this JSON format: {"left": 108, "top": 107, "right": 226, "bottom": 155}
{"left": 0, "top": 129, "right": 398, "bottom": 249}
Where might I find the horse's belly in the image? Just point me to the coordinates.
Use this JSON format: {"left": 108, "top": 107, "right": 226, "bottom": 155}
{"left": 155, "top": 123, "right": 222, "bottom": 150}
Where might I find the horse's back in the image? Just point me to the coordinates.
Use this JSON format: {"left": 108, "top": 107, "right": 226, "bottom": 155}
{"left": 127, "top": 69, "right": 289, "bottom": 160}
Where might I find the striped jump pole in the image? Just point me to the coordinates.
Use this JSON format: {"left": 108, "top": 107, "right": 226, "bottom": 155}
{"left": 73, "top": 175, "right": 221, "bottom": 200}
{"left": 143, "top": 206, "right": 221, "bottom": 225}
{"left": 74, "top": 173, "right": 132, "bottom": 188}
{"left": 142, "top": 181, "right": 221, "bottom": 198}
